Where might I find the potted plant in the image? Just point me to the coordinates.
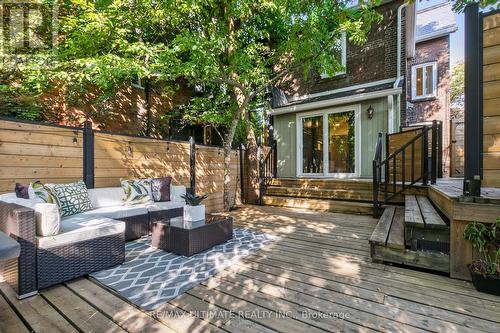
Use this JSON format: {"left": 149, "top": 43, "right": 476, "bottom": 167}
{"left": 463, "top": 218, "right": 500, "bottom": 296}
{"left": 181, "top": 193, "right": 208, "bottom": 222}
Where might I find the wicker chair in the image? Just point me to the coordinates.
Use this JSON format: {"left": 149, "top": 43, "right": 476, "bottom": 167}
{"left": 0, "top": 201, "right": 125, "bottom": 298}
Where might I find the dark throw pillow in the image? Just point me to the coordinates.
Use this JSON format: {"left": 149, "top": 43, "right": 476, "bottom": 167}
{"left": 15, "top": 183, "right": 29, "bottom": 199}
{"left": 151, "top": 177, "right": 172, "bottom": 202}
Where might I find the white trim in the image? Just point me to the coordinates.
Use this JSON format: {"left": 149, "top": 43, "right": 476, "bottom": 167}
{"left": 388, "top": 95, "right": 394, "bottom": 134}
{"left": 397, "top": 3, "right": 407, "bottom": 80}
{"left": 320, "top": 32, "right": 347, "bottom": 79}
{"left": 289, "top": 78, "right": 396, "bottom": 102}
{"left": 415, "top": 27, "right": 458, "bottom": 43}
{"left": 271, "top": 87, "right": 402, "bottom": 116}
{"left": 411, "top": 61, "right": 437, "bottom": 101}
{"left": 296, "top": 105, "right": 361, "bottom": 178}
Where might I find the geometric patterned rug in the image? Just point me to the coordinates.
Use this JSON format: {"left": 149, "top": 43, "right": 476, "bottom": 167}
{"left": 90, "top": 228, "right": 279, "bottom": 310}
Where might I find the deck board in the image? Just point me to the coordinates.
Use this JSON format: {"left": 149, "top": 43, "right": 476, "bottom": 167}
{"left": 1, "top": 205, "right": 500, "bottom": 332}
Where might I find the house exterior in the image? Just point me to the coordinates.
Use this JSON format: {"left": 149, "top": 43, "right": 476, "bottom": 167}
{"left": 270, "top": 0, "right": 415, "bottom": 178}
{"left": 405, "top": 3, "right": 458, "bottom": 177}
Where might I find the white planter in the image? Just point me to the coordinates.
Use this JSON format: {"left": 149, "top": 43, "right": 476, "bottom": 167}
{"left": 183, "top": 205, "right": 205, "bottom": 222}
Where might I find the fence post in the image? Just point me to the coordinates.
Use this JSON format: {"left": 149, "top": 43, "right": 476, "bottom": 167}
{"left": 83, "top": 121, "right": 94, "bottom": 189}
{"left": 431, "top": 120, "right": 438, "bottom": 184}
{"left": 463, "top": 3, "right": 482, "bottom": 196}
{"left": 239, "top": 144, "right": 245, "bottom": 204}
{"left": 189, "top": 136, "right": 196, "bottom": 195}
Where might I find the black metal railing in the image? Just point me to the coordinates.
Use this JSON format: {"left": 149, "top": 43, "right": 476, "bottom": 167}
{"left": 372, "top": 120, "right": 442, "bottom": 217}
{"left": 258, "top": 141, "right": 277, "bottom": 203}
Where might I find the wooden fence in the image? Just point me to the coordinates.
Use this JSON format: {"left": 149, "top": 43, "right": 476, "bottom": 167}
{"left": 483, "top": 11, "right": 500, "bottom": 188}
{"left": 0, "top": 118, "right": 240, "bottom": 213}
{"left": 450, "top": 119, "right": 464, "bottom": 177}
{"left": 387, "top": 128, "right": 423, "bottom": 183}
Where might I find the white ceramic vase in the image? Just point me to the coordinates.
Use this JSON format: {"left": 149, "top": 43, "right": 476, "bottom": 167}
{"left": 183, "top": 205, "right": 205, "bottom": 222}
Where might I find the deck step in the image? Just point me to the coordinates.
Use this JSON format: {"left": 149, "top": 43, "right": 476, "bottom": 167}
{"left": 369, "top": 206, "right": 405, "bottom": 249}
{"left": 265, "top": 186, "right": 375, "bottom": 202}
{"left": 269, "top": 178, "right": 373, "bottom": 191}
{"left": 405, "top": 195, "right": 447, "bottom": 229}
{"left": 261, "top": 195, "right": 373, "bottom": 215}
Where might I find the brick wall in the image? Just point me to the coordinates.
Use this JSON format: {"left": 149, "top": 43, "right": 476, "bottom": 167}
{"left": 406, "top": 36, "right": 451, "bottom": 176}
{"left": 284, "top": 0, "right": 404, "bottom": 96}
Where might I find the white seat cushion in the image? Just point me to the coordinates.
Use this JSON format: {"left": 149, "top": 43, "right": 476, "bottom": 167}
{"left": 146, "top": 201, "right": 184, "bottom": 212}
{"left": 37, "top": 216, "right": 125, "bottom": 249}
{"left": 87, "top": 187, "right": 124, "bottom": 208}
{"left": 0, "top": 193, "right": 60, "bottom": 236}
{"left": 170, "top": 185, "right": 186, "bottom": 202}
{"left": 78, "top": 205, "right": 148, "bottom": 220}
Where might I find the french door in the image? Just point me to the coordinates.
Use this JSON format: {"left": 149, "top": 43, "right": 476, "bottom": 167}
{"left": 297, "top": 105, "right": 360, "bottom": 177}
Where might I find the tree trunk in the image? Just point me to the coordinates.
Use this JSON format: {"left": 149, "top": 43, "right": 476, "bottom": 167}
{"left": 222, "top": 102, "right": 247, "bottom": 211}
{"left": 244, "top": 110, "right": 260, "bottom": 204}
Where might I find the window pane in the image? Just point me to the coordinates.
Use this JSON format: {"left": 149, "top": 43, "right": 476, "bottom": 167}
{"left": 416, "top": 67, "right": 423, "bottom": 96}
{"left": 302, "top": 116, "right": 323, "bottom": 173}
{"left": 328, "top": 111, "right": 355, "bottom": 173}
{"left": 425, "top": 65, "right": 433, "bottom": 95}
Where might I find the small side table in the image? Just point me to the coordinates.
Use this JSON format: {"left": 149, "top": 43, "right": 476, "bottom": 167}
{"left": 151, "top": 215, "right": 233, "bottom": 256}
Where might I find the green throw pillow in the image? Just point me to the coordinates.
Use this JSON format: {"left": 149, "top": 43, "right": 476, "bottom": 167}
{"left": 121, "top": 178, "right": 152, "bottom": 205}
{"left": 50, "top": 180, "right": 93, "bottom": 217}
{"left": 28, "top": 181, "right": 58, "bottom": 204}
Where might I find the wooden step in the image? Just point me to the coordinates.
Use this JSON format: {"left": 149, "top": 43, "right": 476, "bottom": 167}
{"left": 265, "top": 186, "right": 375, "bottom": 202}
{"left": 369, "top": 206, "right": 396, "bottom": 246}
{"left": 269, "top": 178, "right": 373, "bottom": 191}
{"left": 416, "top": 195, "right": 447, "bottom": 229}
{"left": 386, "top": 207, "right": 405, "bottom": 249}
{"left": 369, "top": 206, "right": 405, "bottom": 250}
{"left": 405, "top": 195, "right": 447, "bottom": 229}
{"left": 261, "top": 195, "right": 373, "bottom": 215}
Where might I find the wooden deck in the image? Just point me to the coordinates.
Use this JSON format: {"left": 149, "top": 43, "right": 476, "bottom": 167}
{"left": 2, "top": 205, "right": 500, "bottom": 333}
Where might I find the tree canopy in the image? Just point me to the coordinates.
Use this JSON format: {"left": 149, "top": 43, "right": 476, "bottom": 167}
{"left": 1, "top": 0, "right": 382, "bottom": 208}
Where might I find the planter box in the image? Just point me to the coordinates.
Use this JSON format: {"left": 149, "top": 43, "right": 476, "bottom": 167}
{"left": 183, "top": 205, "right": 205, "bottom": 222}
{"left": 469, "top": 266, "right": 500, "bottom": 296}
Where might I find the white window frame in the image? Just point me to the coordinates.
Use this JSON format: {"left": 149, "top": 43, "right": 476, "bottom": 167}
{"left": 411, "top": 62, "right": 437, "bottom": 100}
{"left": 296, "top": 104, "right": 361, "bottom": 178}
{"left": 320, "top": 32, "right": 347, "bottom": 79}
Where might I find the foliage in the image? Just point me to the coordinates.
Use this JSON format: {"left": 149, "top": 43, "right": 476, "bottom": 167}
{"left": 449, "top": 0, "right": 500, "bottom": 13}
{"left": 180, "top": 193, "right": 209, "bottom": 206}
{"left": 450, "top": 62, "right": 465, "bottom": 119}
{"left": 463, "top": 218, "right": 500, "bottom": 277}
{"left": 2, "top": 0, "right": 381, "bottom": 209}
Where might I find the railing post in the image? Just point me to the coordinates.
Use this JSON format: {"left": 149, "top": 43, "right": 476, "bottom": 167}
{"left": 437, "top": 121, "right": 443, "bottom": 178}
{"left": 239, "top": 144, "right": 245, "bottom": 204}
{"left": 83, "top": 121, "right": 94, "bottom": 189}
{"left": 189, "top": 136, "right": 196, "bottom": 195}
{"left": 258, "top": 145, "right": 264, "bottom": 205}
{"left": 373, "top": 160, "right": 379, "bottom": 217}
{"left": 422, "top": 126, "right": 429, "bottom": 185}
{"left": 431, "top": 120, "right": 438, "bottom": 184}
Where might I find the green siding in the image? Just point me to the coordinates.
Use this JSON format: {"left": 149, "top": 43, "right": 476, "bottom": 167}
{"left": 273, "top": 96, "right": 389, "bottom": 178}
{"left": 360, "top": 98, "right": 388, "bottom": 177}
{"left": 274, "top": 113, "right": 296, "bottom": 177}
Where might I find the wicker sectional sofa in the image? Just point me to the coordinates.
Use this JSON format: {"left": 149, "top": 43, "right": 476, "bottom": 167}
{"left": 0, "top": 184, "right": 186, "bottom": 298}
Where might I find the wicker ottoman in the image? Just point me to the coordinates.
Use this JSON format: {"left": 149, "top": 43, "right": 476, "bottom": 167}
{"left": 151, "top": 215, "right": 233, "bottom": 256}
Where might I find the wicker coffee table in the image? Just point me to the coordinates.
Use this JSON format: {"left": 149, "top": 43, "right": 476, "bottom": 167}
{"left": 151, "top": 215, "right": 233, "bottom": 256}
